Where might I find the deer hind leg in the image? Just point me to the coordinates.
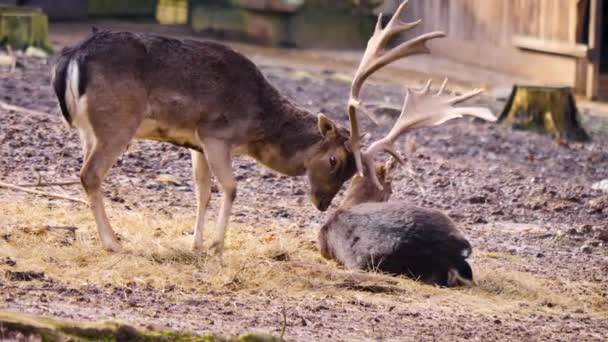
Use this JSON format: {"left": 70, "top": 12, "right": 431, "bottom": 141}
{"left": 191, "top": 149, "right": 212, "bottom": 251}
{"left": 78, "top": 129, "right": 94, "bottom": 162}
{"left": 200, "top": 138, "right": 236, "bottom": 256}
{"left": 79, "top": 129, "right": 135, "bottom": 252}
{"left": 75, "top": 99, "right": 141, "bottom": 252}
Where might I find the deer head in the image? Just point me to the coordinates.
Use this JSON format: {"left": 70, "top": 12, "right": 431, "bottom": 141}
{"left": 307, "top": 114, "right": 357, "bottom": 211}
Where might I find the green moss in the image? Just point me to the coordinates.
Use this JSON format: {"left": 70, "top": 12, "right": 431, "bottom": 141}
{"left": 0, "top": 310, "right": 284, "bottom": 342}
{"left": 288, "top": 7, "right": 374, "bottom": 48}
{"left": 0, "top": 5, "right": 51, "bottom": 52}
{"left": 190, "top": 6, "right": 246, "bottom": 33}
{"left": 237, "top": 333, "right": 285, "bottom": 342}
{"left": 190, "top": 2, "right": 374, "bottom": 48}
{"left": 89, "top": 0, "right": 157, "bottom": 17}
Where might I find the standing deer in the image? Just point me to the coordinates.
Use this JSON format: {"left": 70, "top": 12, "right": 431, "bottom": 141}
{"left": 50, "top": 0, "right": 446, "bottom": 254}
{"left": 317, "top": 3, "right": 496, "bottom": 286}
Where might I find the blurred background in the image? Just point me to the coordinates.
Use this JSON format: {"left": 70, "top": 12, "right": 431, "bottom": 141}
{"left": 0, "top": 0, "right": 606, "bottom": 101}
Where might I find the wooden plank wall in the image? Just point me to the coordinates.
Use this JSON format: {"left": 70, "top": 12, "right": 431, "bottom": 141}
{"left": 402, "top": 0, "right": 583, "bottom": 88}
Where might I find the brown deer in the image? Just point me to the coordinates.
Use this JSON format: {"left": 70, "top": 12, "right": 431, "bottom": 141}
{"left": 49, "top": 0, "right": 446, "bottom": 254}
{"left": 317, "top": 3, "right": 497, "bottom": 285}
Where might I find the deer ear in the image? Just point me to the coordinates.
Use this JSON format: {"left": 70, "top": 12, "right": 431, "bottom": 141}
{"left": 381, "top": 157, "right": 401, "bottom": 181}
{"left": 385, "top": 157, "right": 400, "bottom": 173}
{"left": 376, "top": 164, "right": 388, "bottom": 181}
{"left": 317, "top": 113, "right": 338, "bottom": 137}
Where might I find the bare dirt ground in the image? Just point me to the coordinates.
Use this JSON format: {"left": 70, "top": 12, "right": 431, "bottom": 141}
{"left": 1, "top": 27, "right": 608, "bottom": 341}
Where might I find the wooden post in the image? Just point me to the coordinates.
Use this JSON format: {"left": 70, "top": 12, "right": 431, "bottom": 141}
{"left": 586, "top": 0, "right": 603, "bottom": 100}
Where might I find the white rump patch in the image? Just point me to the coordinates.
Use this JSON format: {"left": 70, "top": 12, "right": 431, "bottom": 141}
{"left": 461, "top": 248, "right": 471, "bottom": 258}
{"left": 65, "top": 59, "right": 79, "bottom": 114}
{"left": 65, "top": 59, "right": 89, "bottom": 127}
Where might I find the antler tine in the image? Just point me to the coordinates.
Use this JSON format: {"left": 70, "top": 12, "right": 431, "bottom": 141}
{"left": 362, "top": 80, "right": 497, "bottom": 190}
{"left": 437, "top": 78, "right": 448, "bottom": 95}
{"left": 348, "top": 0, "right": 445, "bottom": 177}
{"left": 448, "top": 88, "right": 484, "bottom": 104}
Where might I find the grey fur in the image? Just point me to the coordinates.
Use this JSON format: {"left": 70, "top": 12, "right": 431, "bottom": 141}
{"left": 319, "top": 166, "right": 474, "bottom": 287}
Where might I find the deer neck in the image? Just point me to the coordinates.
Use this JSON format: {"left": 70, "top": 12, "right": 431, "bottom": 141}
{"left": 338, "top": 186, "right": 371, "bottom": 210}
{"left": 338, "top": 165, "right": 392, "bottom": 210}
{"left": 247, "top": 100, "right": 323, "bottom": 176}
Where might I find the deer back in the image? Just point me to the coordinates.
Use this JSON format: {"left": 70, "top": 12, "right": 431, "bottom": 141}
{"left": 52, "top": 30, "right": 357, "bottom": 210}
{"left": 53, "top": 30, "right": 302, "bottom": 147}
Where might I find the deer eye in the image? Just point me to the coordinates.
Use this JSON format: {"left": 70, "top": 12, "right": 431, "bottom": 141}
{"left": 329, "top": 156, "right": 337, "bottom": 168}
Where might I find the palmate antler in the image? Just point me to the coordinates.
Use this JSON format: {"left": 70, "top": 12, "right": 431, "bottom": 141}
{"left": 348, "top": 0, "right": 497, "bottom": 189}
{"left": 362, "top": 79, "right": 497, "bottom": 189}
{"left": 348, "top": 0, "right": 446, "bottom": 177}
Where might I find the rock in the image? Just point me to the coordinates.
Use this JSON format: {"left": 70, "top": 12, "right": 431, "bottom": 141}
{"left": 273, "top": 209, "right": 290, "bottom": 218}
{"left": 469, "top": 215, "right": 487, "bottom": 224}
{"left": 3, "top": 257, "right": 16, "bottom": 267}
{"left": 24, "top": 46, "right": 48, "bottom": 59}
{"left": 580, "top": 245, "right": 593, "bottom": 254}
{"left": 594, "top": 227, "right": 608, "bottom": 242}
{"left": 591, "top": 179, "right": 608, "bottom": 193}
{"left": 5, "top": 270, "right": 44, "bottom": 281}
{"left": 468, "top": 195, "right": 488, "bottom": 204}
{"left": 155, "top": 174, "right": 180, "bottom": 186}
{"left": 588, "top": 196, "right": 608, "bottom": 213}
{"left": 580, "top": 224, "right": 593, "bottom": 234}
{"left": 0, "top": 53, "right": 16, "bottom": 67}
{"left": 567, "top": 228, "right": 578, "bottom": 235}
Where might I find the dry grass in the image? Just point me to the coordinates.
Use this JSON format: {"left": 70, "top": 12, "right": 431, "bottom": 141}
{"left": 0, "top": 197, "right": 606, "bottom": 318}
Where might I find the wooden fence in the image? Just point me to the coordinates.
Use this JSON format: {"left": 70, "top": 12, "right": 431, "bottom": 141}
{"left": 402, "top": 0, "right": 606, "bottom": 100}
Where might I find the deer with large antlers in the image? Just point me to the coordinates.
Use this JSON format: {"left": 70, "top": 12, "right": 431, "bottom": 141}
{"left": 319, "top": 158, "right": 476, "bottom": 287}
{"left": 317, "top": 1, "right": 496, "bottom": 286}
{"left": 319, "top": 82, "right": 496, "bottom": 286}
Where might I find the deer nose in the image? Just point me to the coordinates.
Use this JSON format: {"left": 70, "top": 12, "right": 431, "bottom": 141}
{"left": 314, "top": 197, "right": 330, "bottom": 211}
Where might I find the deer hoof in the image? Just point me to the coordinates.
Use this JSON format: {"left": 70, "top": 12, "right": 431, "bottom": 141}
{"left": 102, "top": 240, "right": 122, "bottom": 253}
{"left": 209, "top": 240, "right": 224, "bottom": 256}
{"left": 192, "top": 240, "right": 205, "bottom": 252}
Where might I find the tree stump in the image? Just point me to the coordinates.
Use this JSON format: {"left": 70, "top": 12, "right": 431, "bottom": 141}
{"left": 499, "top": 86, "right": 590, "bottom": 141}
{"left": 0, "top": 5, "right": 51, "bottom": 51}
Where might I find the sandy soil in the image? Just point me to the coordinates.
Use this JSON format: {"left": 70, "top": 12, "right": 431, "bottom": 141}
{"left": 1, "top": 37, "right": 608, "bottom": 341}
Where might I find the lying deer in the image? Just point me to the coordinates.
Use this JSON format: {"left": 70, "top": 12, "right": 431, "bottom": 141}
{"left": 49, "top": 0, "right": 450, "bottom": 254}
{"left": 317, "top": 3, "right": 497, "bottom": 285}
{"left": 319, "top": 158, "right": 475, "bottom": 286}
{"left": 318, "top": 81, "right": 496, "bottom": 287}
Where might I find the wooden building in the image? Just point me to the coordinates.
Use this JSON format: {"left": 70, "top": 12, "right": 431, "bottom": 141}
{"left": 399, "top": 0, "right": 607, "bottom": 100}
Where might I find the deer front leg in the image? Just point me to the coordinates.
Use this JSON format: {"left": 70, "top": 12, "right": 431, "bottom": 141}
{"left": 80, "top": 136, "right": 132, "bottom": 252}
{"left": 201, "top": 138, "right": 236, "bottom": 256}
{"left": 191, "top": 149, "right": 212, "bottom": 251}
